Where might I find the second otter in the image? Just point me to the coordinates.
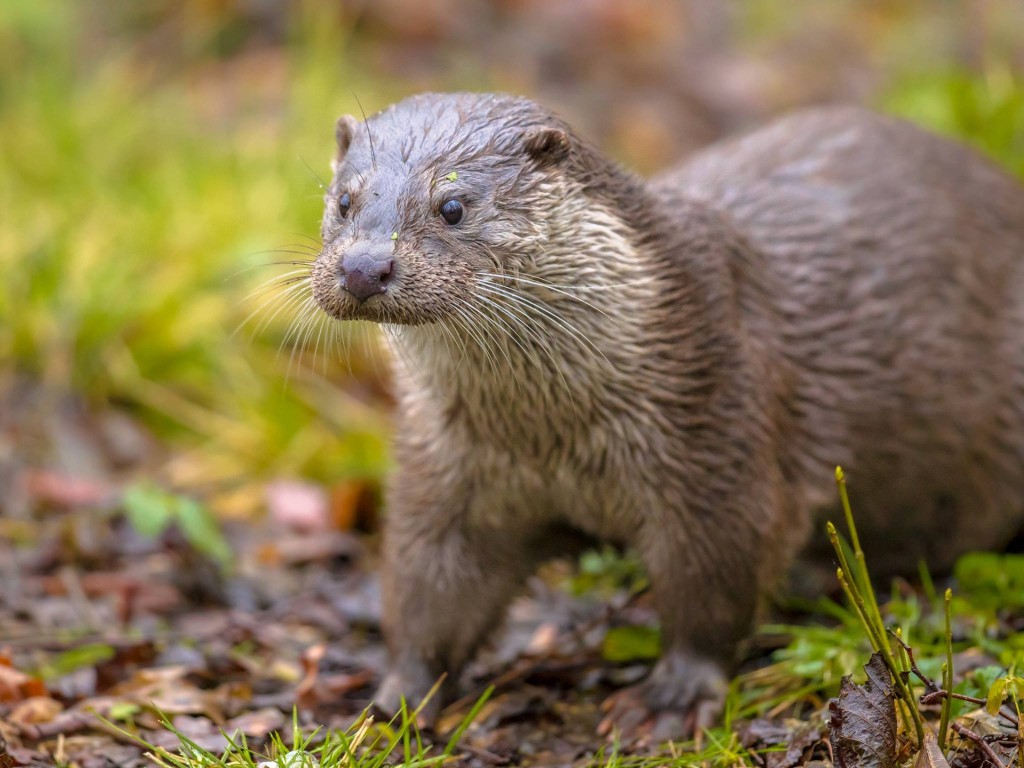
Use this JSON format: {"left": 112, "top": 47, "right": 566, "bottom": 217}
{"left": 309, "top": 93, "right": 1024, "bottom": 736}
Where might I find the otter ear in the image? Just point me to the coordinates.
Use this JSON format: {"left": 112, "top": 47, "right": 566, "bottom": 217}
{"left": 335, "top": 115, "right": 359, "bottom": 161}
{"left": 523, "top": 127, "right": 571, "bottom": 165}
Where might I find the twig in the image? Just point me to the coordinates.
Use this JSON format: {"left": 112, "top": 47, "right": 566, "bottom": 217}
{"left": 952, "top": 722, "right": 1006, "bottom": 767}
{"left": 18, "top": 711, "right": 95, "bottom": 741}
{"left": 919, "top": 689, "right": 1019, "bottom": 727}
{"left": 921, "top": 690, "right": 985, "bottom": 706}
{"left": 458, "top": 743, "right": 510, "bottom": 766}
{"left": 889, "top": 631, "right": 939, "bottom": 692}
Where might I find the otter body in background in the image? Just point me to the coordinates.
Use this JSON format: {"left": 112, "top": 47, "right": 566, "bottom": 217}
{"left": 309, "top": 93, "right": 1024, "bottom": 736}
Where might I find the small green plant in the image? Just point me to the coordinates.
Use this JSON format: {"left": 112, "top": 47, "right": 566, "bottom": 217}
{"left": 109, "top": 687, "right": 492, "bottom": 768}
{"left": 826, "top": 467, "right": 1024, "bottom": 767}
{"left": 122, "top": 483, "right": 232, "bottom": 568}
{"left": 34, "top": 642, "right": 116, "bottom": 681}
{"left": 827, "top": 466, "right": 926, "bottom": 747}
{"left": 568, "top": 547, "right": 649, "bottom": 599}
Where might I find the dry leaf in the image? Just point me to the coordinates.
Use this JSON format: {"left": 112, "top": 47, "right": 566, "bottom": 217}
{"left": 7, "top": 697, "right": 63, "bottom": 727}
{"left": 828, "top": 652, "right": 898, "bottom": 768}
{"left": 914, "top": 732, "right": 950, "bottom": 768}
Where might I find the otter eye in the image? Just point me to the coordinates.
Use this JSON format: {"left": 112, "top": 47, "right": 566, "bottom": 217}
{"left": 337, "top": 192, "right": 351, "bottom": 219}
{"left": 439, "top": 198, "right": 464, "bottom": 226}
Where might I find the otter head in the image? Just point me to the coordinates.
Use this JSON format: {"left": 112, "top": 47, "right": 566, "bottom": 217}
{"left": 311, "top": 93, "right": 582, "bottom": 326}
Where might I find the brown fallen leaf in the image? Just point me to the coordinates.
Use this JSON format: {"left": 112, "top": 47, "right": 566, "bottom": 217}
{"left": 739, "top": 717, "right": 826, "bottom": 768}
{"left": 329, "top": 479, "right": 379, "bottom": 533}
{"left": 7, "top": 697, "right": 63, "bottom": 727}
{"left": 225, "top": 707, "right": 287, "bottom": 739}
{"left": 915, "top": 732, "right": 951, "bottom": 768}
{"left": 105, "top": 666, "right": 235, "bottom": 723}
{"left": 828, "top": 652, "right": 898, "bottom": 768}
{"left": 295, "top": 643, "right": 326, "bottom": 708}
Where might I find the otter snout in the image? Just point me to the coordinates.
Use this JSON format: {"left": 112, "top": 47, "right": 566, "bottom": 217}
{"left": 339, "top": 244, "right": 395, "bottom": 302}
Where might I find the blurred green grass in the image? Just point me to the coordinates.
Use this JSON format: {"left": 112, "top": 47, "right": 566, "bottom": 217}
{"left": 0, "top": 1, "right": 405, "bottom": 505}
{"left": 1, "top": 1, "right": 1021, "bottom": 512}
{"left": 883, "top": 65, "right": 1024, "bottom": 179}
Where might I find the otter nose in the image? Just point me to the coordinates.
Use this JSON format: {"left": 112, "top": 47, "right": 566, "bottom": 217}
{"left": 340, "top": 249, "right": 395, "bottom": 302}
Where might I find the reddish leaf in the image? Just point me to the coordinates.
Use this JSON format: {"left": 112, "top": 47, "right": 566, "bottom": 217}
{"left": 0, "top": 659, "right": 47, "bottom": 703}
{"left": 22, "top": 470, "right": 111, "bottom": 507}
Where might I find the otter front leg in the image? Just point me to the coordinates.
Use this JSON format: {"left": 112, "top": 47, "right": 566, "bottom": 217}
{"left": 375, "top": 487, "right": 544, "bottom": 722}
{"left": 599, "top": 510, "right": 763, "bottom": 742}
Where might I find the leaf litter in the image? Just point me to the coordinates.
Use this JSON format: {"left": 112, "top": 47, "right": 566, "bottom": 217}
{"left": 3, "top": 413, "right": 1024, "bottom": 767}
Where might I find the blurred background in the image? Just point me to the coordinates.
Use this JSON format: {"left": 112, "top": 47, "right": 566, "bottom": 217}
{"left": 2, "top": 0, "right": 1023, "bottom": 525}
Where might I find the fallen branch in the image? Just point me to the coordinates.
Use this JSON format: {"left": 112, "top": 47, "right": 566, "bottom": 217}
{"left": 952, "top": 722, "right": 1005, "bottom": 768}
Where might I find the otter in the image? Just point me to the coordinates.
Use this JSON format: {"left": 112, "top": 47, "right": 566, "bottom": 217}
{"left": 308, "top": 93, "right": 1024, "bottom": 738}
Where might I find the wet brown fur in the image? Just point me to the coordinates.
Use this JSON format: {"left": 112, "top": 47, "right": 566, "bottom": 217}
{"left": 310, "top": 93, "right": 1024, "bottom": 727}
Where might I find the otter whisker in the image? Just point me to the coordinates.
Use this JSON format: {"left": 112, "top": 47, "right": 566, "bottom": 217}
{"left": 477, "top": 272, "right": 613, "bottom": 318}
{"left": 353, "top": 94, "right": 378, "bottom": 170}
{"left": 450, "top": 304, "right": 504, "bottom": 382}
{"left": 280, "top": 297, "right": 319, "bottom": 359}
{"left": 264, "top": 243, "right": 320, "bottom": 254}
{"left": 287, "top": 232, "right": 324, "bottom": 248}
{"left": 379, "top": 323, "right": 402, "bottom": 362}
{"left": 476, "top": 281, "right": 611, "bottom": 369}
{"left": 246, "top": 244, "right": 319, "bottom": 257}
{"left": 429, "top": 321, "right": 456, "bottom": 369}
{"left": 234, "top": 278, "right": 312, "bottom": 340}
{"left": 278, "top": 296, "right": 315, "bottom": 346}
{"left": 434, "top": 311, "right": 470, "bottom": 373}
{"left": 471, "top": 296, "right": 536, "bottom": 364}
{"left": 312, "top": 305, "right": 329, "bottom": 375}
{"left": 488, "top": 286, "right": 603, "bottom": 358}
{"left": 456, "top": 301, "right": 524, "bottom": 390}
{"left": 467, "top": 305, "right": 513, "bottom": 383}
{"left": 340, "top": 322, "right": 366, "bottom": 376}
{"left": 468, "top": 298, "right": 546, "bottom": 397}
{"left": 239, "top": 277, "right": 310, "bottom": 320}
{"left": 358, "top": 323, "right": 389, "bottom": 387}
{"left": 242, "top": 269, "right": 313, "bottom": 302}
{"left": 474, "top": 291, "right": 576, "bottom": 410}
{"left": 331, "top": 320, "right": 346, "bottom": 373}
{"left": 249, "top": 280, "right": 314, "bottom": 337}
{"left": 300, "top": 155, "right": 329, "bottom": 192}
{"left": 381, "top": 324, "right": 422, "bottom": 381}
{"left": 286, "top": 298, "right": 326, "bottom": 381}
{"left": 479, "top": 270, "right": 654, "bottom": 294}
{"left": 244, "top": 244, "right": 320, "bottom": 259}
{"left": 472, "top": 293, "right": 542, "bottom": 364}
{"left": 457, "top": 302, "right": 510, "bottom": 369}
{"left": 225, "top": 257, "right": 315, "bottom": 282}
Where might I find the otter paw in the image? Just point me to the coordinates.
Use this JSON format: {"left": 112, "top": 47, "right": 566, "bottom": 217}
{"left": 597, "top": 652, "right": 727, "bottom": 744}
{"left": 373, "top": 663, "right": 447, "bottom": 726}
